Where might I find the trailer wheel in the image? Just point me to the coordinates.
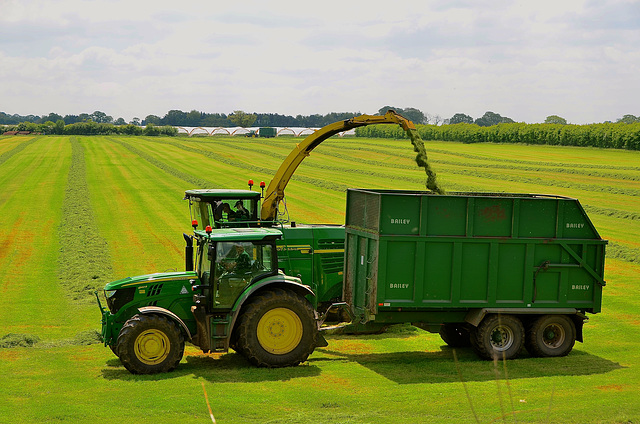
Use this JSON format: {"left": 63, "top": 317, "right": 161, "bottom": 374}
{"left": 439, "top": 323, "right": 471, "bottom": 348}
{"left": 116, "top": 314, "right": 185, "bottom": 374}
{"left": 525, "top": 315, "right": 576, "bottom": 357}
{"left": 236, "top": 288, "right": 317, "bottom": 367}
{"left": 471, "top": 314, "right": 524, "bottom": 360}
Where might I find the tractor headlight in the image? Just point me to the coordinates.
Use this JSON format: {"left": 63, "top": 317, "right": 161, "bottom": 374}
{"left": 104, "top": 287, "right": 135, "bottom": 314}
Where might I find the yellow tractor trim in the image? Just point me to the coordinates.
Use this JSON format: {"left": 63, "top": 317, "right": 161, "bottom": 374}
{"left": 256, "top": 307, "right": 304, "bottom": 355}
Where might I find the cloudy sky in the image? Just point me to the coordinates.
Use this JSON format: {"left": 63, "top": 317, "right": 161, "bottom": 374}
{"left": 1, "top": 0, "right": 638, "bottom": 124}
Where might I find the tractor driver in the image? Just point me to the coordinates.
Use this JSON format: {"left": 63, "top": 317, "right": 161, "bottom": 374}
{"left": 233, "top": 200, "right": 250, "bottom": 221}
{"left": 221, "top": 244, "right": 252, "bottom": 275}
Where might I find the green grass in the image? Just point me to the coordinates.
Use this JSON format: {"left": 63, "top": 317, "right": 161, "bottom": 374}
{"left": 0, "top": 134, "right": 639, "bottom": 423}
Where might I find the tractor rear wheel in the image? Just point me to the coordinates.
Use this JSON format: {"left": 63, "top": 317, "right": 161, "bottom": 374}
{"left": 525, "top": 315, "right": 576, "bottom": 357}
{"left": 471, "top": 314, "right": 524, "bottom": 360}
{"left": 116, "top": 314, "right": 184, "bottom": 374}
{"left": 235, "top": 288, "right": 317, "bottom": 367}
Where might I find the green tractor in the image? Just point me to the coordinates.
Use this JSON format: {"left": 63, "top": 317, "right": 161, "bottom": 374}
{"left": 97, "top": 226, "right": 327, "bottom": 374}
{"left": 97, "top": 112, "right": 419, "bottom": 373}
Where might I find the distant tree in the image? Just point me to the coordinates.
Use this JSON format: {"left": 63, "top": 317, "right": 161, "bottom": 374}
{"left": 40, "top": 112, "right": 63, "bottom": 124}
{"left": 143, "top": 111, "right": 162, "bottom": 125}
{"left": 617, "top": 114, "right": 639, "bottom": 124}
{"left": 130, "top": 117, "right": 141, "bottom": 126}
{"left": 426, "top": 113, "right": 443, "bottom": 125}
{"left": 63, "top": 114, "right": 80, "bottom": 124}
{"left": 54, "top": 119, "right": 65, "bottom": 135}
{"left": 186, "top": 110, "right": 203, "bottom": 126}
{"left": 402, "top": 107, "right": 428, "bottom": 125}
{"left": 449, "top": 113, "right": 474, "bottom": 124}
{"left": 144, "top": 115, "right": 162, "bottom": 125}
{"left": 78, "top": 113, "right": 91, "bottom": 122}
{"left": 378, "top": 105, "right": 398, "bottom": 115}
{"left": 254, "top": 113, "right": 296, "bottom": 127}
{"left": 229, "top": 110, "right": 257, "bottom": 127}
{"left": 90, "top": 111, "right": 113, "bottom": 124}
{"left": 201, "top": 113, "right": 230, "bottom": 127}
{"left": 161, "top": 110, "right": 187, "bottom": 126}
{"left": 42, "top": 121, "right": 55, "bottom": 134}
{"left": 544, "top": 115, "right": 567, "bottom": 125}
{"left": 377, "top": 106, "right": 427, "bottom": 124}
{"left": 114, "top": 117, "right": 126, "bottom": 125}
{"left": 475, "top": 111, "right": 514, "bottom": 127}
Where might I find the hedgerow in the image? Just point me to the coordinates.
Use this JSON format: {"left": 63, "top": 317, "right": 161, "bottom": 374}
{"left": 62, "top": 122, "right": 177, "bottom": 136}
{"left": 356, "top": 122, "right": 640, "bottom": 150}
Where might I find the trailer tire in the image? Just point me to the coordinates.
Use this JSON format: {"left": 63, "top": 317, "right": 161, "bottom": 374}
{"left": 236, "top": 288, "right": 317, "bottom": 367}
{"left": 525, "top": 315, "right": 576, "bottom": 357}
{"left": 471, "top": 314, "right": 524, "bottom": 360}
{"left": 116, "top": 314, "right": 185, "bottom": 374}
{"left": 439, "top": 323, "right": 471, "bottom": 348}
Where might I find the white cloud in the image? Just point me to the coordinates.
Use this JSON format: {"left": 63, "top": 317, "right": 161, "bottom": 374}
{"left": 0, "top": 0, "right": 638, "bottom": 123}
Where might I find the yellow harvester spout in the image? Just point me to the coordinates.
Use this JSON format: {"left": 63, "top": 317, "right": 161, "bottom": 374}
{"left": 260, "top": 110, "right": 417, "bottom": 221}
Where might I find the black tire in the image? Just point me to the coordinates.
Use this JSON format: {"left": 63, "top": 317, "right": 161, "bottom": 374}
{"left": 525, "top": 315, "right": 576, "bottom": 357}
{"left": 116, "top": 314, "right": 185, "bottom": 374}
{"left": 439, "top": 323, "right": 471, "bottom": 348}
{"left": 109, "top": 344, "right": 119, "bottom": 357}
{"left": 471, "top": 314, "right": 524, "bottom": 360}
{"left": 235, "top": 288, "right": 317, "bottom": 367}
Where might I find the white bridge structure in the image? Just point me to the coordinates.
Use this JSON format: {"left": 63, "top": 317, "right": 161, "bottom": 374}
{"left": 175, "top": 126, "right": 356, "bottom": 137}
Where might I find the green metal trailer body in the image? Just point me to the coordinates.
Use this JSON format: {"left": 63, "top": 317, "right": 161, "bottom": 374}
{"left": 258, "top": 127, "right": 277, "bottom": 138}
{"left": 343, "top": 189, "right": 607, "bottom": 326}
{"left": 275, "top": 224, "right": 345, "bottom": 307}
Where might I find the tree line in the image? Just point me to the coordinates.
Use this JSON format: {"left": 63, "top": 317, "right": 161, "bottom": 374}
{"left": 3, "top": 107, "right": 639, "bottom": 146}
{"left": 0, "top": 109, "right": 365, "bottom": 128}
{"left": 4, "top": 107, "right": 639, "bottom": 128}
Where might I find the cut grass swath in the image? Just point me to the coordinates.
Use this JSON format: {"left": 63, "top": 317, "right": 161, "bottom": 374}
{"left": 58, "top": 137, "right": 114, "bottom": 301}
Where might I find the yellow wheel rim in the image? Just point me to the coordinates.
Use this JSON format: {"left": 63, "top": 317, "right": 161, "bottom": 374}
{"left": 257, "top": 308, "right": 303, "bottom": 355}
{"left": 134, "top": 329, "right": 170, "bottom": 365}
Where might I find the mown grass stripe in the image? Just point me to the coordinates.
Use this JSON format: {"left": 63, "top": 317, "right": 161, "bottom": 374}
{"left": 323, "top": 148, "right": 640, "bottom": 183}
{"left": 582, "top": 205, "right": 640, "bottom": 221}
{"left": 108, "top": 137, "right": 218, "bottom": 188}
{"left": 58, "top": 137, "right": 114, "bottom": 301}
{"left": 137, "top": 137, "right": 350, "bottom": 193}
{"left": 187, "top": 137, "right": 640, "bottom": 198}
{"left": 143, "top": 137, "right": 640, "bottom": 225}
{"left": 607, "top": 242, "right": 640, "bottom": 263}
{"left": 320, "top": 142, "right": 640, "bottom": 171}
{"left": 0, "top": 137, "right": 38, "bottom": 166}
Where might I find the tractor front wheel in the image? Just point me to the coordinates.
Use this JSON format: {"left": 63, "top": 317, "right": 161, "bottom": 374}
{"left": 235, "top": 288, "right": 317, "bottom": 367}
{"left": 116, "top": 314, "right": 185, "bottom": 374}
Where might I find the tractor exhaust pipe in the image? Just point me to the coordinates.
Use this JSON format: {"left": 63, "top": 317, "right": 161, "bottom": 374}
{"left": 183, "top": 233, "right": 194, "bottom": 271}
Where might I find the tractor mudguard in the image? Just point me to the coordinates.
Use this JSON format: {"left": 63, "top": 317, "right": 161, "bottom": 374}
{"left": 137, "top": 306, "right": 193, "bottom": 342}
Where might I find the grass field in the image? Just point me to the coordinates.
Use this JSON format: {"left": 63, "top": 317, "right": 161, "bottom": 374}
{"left": 1, "top": 134, "right": 639, "bottom": 423}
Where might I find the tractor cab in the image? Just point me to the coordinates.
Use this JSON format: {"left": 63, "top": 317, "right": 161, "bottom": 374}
{"left": 193, "top": 227, "right": 282, "bottom": 310}
{"left": 185, "top": 189, "right": 262, "bottom": 230}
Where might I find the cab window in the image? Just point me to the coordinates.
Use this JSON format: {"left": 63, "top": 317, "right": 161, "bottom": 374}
{"left": 212, "top": 242, "right": 275, "bottom": 308}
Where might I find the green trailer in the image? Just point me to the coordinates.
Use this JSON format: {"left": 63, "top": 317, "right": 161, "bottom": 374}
{"left": 343, "top": 189, "right": 607, "bottom": 359}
